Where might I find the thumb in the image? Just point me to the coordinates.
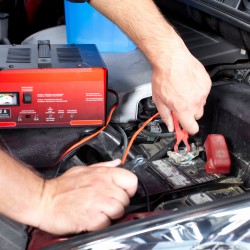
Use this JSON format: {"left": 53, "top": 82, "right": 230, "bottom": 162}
{"left": 89, "top": 159, "right": 121, "bottom": 168}
{"left": 177, "top": 112, "right": 199, "bottom": 135}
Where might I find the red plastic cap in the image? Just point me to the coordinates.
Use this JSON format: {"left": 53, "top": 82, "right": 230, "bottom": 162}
{"left": 204, "top": 134, "right": 231, "bottom": 174}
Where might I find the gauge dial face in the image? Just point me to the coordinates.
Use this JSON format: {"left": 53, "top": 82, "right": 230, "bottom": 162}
{"left": 0, "top": 93, "right": 19, "bottom": 106}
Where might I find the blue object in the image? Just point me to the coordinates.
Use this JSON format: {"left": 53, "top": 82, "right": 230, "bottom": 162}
{"left": 64, "top": 0, "right": 137, "bottom": 53}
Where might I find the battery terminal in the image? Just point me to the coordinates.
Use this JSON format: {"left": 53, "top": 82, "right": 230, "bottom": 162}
{"left": 168, "top": 143, "right": 204, "bottom": 165}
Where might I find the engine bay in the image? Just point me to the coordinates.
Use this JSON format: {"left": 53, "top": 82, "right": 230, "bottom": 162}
{"left": 0, "top": 1, "right": 250, "bottom": 249}
{"left": 25, "top": 71, "right": 250, "bottom": 249}
{"left": 0, "top": 0, "right": 249, "bottom": 223}
{"left": 71, "top": 77, "right": 250, "bottom": 216}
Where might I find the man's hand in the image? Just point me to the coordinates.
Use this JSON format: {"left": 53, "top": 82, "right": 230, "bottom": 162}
{"left": 89, "top": 0, "right": 212, "bottom": 135}
{"left": 0, "top": 150, "right": 137, "bottom": 236}
{"left": 37, "top": 160, "right": 138, "bottom": 235}
{"left": 152, "top": 38, "right": 212, "bottom": 135}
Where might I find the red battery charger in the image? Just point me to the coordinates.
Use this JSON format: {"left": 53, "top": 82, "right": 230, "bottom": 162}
{"left": 0, "top": 41, "right": 107, "bottom": 128}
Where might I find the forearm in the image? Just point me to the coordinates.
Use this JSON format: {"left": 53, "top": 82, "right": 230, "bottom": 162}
{"left": 0, "top": 150, "right": 44, "bottom": 227}
{"left": 89, "top": 0, "right": 184, "bottom": 69}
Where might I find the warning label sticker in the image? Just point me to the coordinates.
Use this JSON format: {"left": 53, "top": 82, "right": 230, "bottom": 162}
{"left": 150, "top": 159, "right": 192, "bottom": 188}
{"left": 0, "top": 109, "right": 11, "bottom": 118}
{"left": 188, "top": 193, "right": 213, "bottom": 205}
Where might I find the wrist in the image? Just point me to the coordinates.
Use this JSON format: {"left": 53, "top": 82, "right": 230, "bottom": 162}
{"left": 20, "top": 174, "right": 46, "bottom": 228}
{"left": 149, "top": 28, "right": 187, "bottom": 72}
{"left": 0, "top": 149, "right": 48, "bottom": 227}
{"left": 34, "top": 178, "right": 57, "bottom": 230}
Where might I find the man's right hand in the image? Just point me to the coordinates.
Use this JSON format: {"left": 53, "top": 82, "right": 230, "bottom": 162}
{"left": 151, "top": 38, "right": 212, "bottom": 135}
{"left": 89, "top": 0, "right": 211, "bottom": 135}
{"left": 37, "top": 159, "right": 138, "bottom": 235}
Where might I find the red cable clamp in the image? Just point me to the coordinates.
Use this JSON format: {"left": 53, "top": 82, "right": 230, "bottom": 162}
{"left": 172, "top": 113, "right": 190, "bottom": 153}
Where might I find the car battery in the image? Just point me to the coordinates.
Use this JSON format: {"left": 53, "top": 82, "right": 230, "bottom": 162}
{"left": 0, "top": 40, "right": 107, "bottom": 129}
{"left": 147, "top": 158, "right": 224, "bottom": 190}
{"left": 124, "top": 156, "right": 227, "bottom": 197}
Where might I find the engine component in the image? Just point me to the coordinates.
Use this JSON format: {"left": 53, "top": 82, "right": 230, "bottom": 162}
{"left": 204, "top": 134, "right": 231, "bottom": 174}
{"left": 155, "top": 186, "right": 245, "bottom": 211}
{"left": 0, "top": 40, "right": 107, "bottom": 128}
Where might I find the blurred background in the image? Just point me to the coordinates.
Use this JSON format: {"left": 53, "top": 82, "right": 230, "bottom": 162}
{"left": 0, "top": 0, "right": 65, "bottom": 44}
